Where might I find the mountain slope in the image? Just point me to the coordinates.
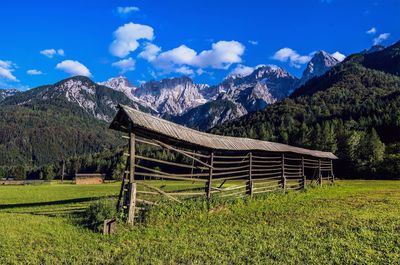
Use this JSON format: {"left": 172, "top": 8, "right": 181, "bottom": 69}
{"left": 211, "top": 43, "right": 400, "bottom": 178}
{"left": 2, "top": 76, "right": 153, "bottom": 121}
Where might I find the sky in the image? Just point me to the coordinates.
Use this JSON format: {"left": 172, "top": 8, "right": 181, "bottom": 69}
{"left": 0, "top": 0, "right": 399, "bottom": 90}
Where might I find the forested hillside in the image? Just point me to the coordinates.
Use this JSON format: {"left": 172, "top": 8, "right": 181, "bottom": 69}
{"left": 212, "top": 42, "right": 400, "bottom": 179}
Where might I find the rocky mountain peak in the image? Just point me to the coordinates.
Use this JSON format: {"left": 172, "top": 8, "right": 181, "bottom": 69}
{"left": 298, "top": 50, "right": 339, "bottom": 87}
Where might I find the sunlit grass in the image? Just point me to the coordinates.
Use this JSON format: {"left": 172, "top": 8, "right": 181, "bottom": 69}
{"left": 0, "top": 180, "right": 399, "bottom": 264}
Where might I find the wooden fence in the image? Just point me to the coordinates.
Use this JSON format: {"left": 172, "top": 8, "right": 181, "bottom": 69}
{"left": 117, "top": 132, "right": 335, "bottom": 224}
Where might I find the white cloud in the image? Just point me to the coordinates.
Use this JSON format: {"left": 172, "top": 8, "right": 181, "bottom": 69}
{"left": 57, "top": 49, "right": 65, "bottom": 56}
{"left": 331, "top": 51, "right": 346, "bottom": 62}
{"left": 138, "top": 43, "right": 161, "bottom": 61}
{"left": 56, "top": 60, "right": 92, "bottom": 77}
{"left": 174, "top": 66, "right": 194, "bottom": 76}
{"left": 156, "top": 45, "right": 197, "bottom": 66}
{"left": 140, "top": 40, "right": 245, "bottom": 75}
{"left": 373, "top": 33, "right": 390, "bottom": 45}
{"left": 116, "top": 6, "right": 140, "bottom": 16}
{"left": 40, "top": 48, "right": 65, "bottom": 58}
{"left": 366, "top": 27, "right": 376, "bottom": 34}
{"left": 109, "top": 23, "right": 154, "bottom": 58}
{"left": 27, "top": 69, "right": 43, "bottom": 75}
{"left": 272, "top": 48, "right": 311, "bottom": 68}
{"left": 0, "top": 60, "right": 18, "bottom": 82}
{"left": 228, "top": 64, "right": 254, "bottom": 78}
{"left": 111, "top": 57, "right": 136, "bottom": 73}
{"left": 194, "top": 41, "right": 245, "bottom": 69}
{"left": 248, "top": 40, "right": 258, "bottom": 45}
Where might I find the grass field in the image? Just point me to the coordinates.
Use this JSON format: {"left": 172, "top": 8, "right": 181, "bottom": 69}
{"left": 0, "top": 180, "right": 399, "bottom": 264}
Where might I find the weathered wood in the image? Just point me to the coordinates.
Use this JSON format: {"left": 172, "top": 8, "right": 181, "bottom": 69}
{"left": 139, "top": 182, "right": 182, "bottom": 203}
{"left": 103, "top": 218, "right": 117, "bottom": 235}
{"left": 126, "top": 182, "right": 136, "bottom": 225}
{"left": 136, "top": 155, "right": 207, "bottom": 170}
{"left": 247, "top": 152, "right": 253, "bottom": 197}
{"left": 206, "top": 152, "right": 214, "bottom": 200}
{"left": 318, "top": 159, "right": 322, "bottom": 186}
{"left": 153, "top": 139, "right": 213, "bottom": 169}
{"left": 134, "top": 172, "right": 208, "bottom": 182}
{"left": 135, "top": 164, "right": 209, "bottom": 177}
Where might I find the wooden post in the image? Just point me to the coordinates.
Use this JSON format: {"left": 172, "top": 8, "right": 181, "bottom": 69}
{"left": 126, "top": 127, "right": 136, "bottom": 225}
{"left": 247, "top": 152, "right": 253, "bottom": 197}
{"left": 318, "top": 159, "right": 322, "bottom": 186}
{"left": 126, "top": 182, "right": 136, "bottom": 225}
{"left": 206, "top": 152, "right": 214, "bottom": 200}
{"left": 301, "top": 156, "right": 306, "bottom": 189}
{"left": 281, "top": 154, "right": 286, "bottom": 191}
{"left": 330, "top": 160, "right": 335, "bottom": 183}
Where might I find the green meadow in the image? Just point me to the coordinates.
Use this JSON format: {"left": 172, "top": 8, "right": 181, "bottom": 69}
{"left": 0, "top": 180, "right": 399, "bottom": 264}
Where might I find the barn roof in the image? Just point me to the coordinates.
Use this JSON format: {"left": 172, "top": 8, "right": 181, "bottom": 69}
{"left": 110, "top": 105, "right": 338, "bottom": 160}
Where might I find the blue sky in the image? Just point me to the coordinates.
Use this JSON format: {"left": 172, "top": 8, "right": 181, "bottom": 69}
{"left": 0, "top": 0, "right": 399, "bottom": 89}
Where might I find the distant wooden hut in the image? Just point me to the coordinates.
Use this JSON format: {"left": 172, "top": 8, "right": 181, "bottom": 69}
{"left": 110, "top": 105, "right": 338, "bottom": 224}
{"left": 74, "top": 173, "right": 105, "bottom": 185}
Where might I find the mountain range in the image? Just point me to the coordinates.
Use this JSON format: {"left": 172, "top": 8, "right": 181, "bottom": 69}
{"left": 1, "top": 42, "right": 396, "bottom": 170}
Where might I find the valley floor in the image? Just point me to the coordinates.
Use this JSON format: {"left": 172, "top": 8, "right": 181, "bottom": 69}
{"left": 0, "top": 180, "right": 399, "bottom": 264}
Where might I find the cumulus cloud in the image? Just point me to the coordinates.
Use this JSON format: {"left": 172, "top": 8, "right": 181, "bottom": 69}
{"left": 373, "top": 33, "right": 390, "bottom": 45}
{"left": 194, "top": 41, "right": 245, "bottom": 69}
{"left": 138, "top": 43, "right": 161, "bottom": 61}
{"left": 272, "top": 48, "right": 311, "bottom": 68}
{"left": 109, "top": 23, "right": 154, "bottom": 58}
{"left": 139, "top": 40, "right": 245, "bottom": 75}
{"left": 27, "top": 69, "right": 43, "bottom": 75}
{"left": 248, "top": 40, "right": 258, "bottom": 45}
{"left": 111, "top": 57, "right": 136, "bottom": 73}
{"left": 0, "top": 60, "right": 18, "bottom": 82}
{"left": 116, "top": 6, "right": 140, "bottom": 16}
{"left": 228, "top": 64, "right": 254, "bottom": 78}
{"left": 56, "top": 60, "right": 92, "bottom": 77}
{"left": 40, "top": 48, "right": 65, "bottom": 58}
{"left": 366, "top": 27, "right": 377, "bottom": 34}
{"left": 331, "top": 51, "right": 346, "bottom": 62}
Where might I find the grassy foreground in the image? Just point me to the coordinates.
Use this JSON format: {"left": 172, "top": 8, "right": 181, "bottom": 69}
{"left": 0, "top": 180, "right": 399, "bottom": 264}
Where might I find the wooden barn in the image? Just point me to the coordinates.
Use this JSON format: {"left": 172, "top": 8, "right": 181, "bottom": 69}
{"left": 110, "top": 105, "right": 338, "bottom": 224}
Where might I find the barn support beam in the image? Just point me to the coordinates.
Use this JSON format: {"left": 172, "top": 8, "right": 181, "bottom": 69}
{"left": 247, "top": 152, "right": 253, "bottom": 197}
{"left": 126, "top": 126, "right": 136, "bottom": 225}
{"left": 330, "top": 160, "right": 335, "bottom": 184}
{"left": 281, "top": 154, "right": 286, "bottom": 191}
{"left": 206, "top": 152, "right": 214, "bottom": 200}
{"left": 318, "top": 159, "right": 322, "bottom": 186}
{"left": 301, "top": 156, "right": 306, "bottom": 189}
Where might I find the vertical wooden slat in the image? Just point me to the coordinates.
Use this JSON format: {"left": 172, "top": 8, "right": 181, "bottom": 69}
{"left": 281, "top": 154, "right": 286, "bottom": 191}
{"left": 129, "top": 130, "right": 135, "bottom": 182}
{"left": 247, "top": 152, "right": 253, "bottom": 197}
{"left": 206, "top": 152, "right": 214, "bottom": 200}
{"left": 318, "top": 159, "right": 322, "bottom": 186}
{"left": 127, "top": 182, "right": 136, "bottom": 225}
{"left": 301, "top": 156, "right": 306, "bottom": 189}
{"left": 126, "top": 125, "right": 136, "bottom": 225}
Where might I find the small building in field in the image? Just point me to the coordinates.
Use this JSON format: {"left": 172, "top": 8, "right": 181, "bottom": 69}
{"left": 74, "top": 173, "right": 105, "bottom": 185}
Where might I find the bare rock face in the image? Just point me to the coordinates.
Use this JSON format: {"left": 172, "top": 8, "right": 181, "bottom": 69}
{"left": 298, "top": 51, "right": 339, "bottom": 87}
{"left": 135, "top": 76, "right": 209, "bottom": 116}
{"left": 0, "top": 89, "right": 19, "bottom": 102}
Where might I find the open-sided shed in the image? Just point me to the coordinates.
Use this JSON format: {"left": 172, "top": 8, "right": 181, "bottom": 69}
{"left": 110, "top": 105, "right": 338, "bottom": 224}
